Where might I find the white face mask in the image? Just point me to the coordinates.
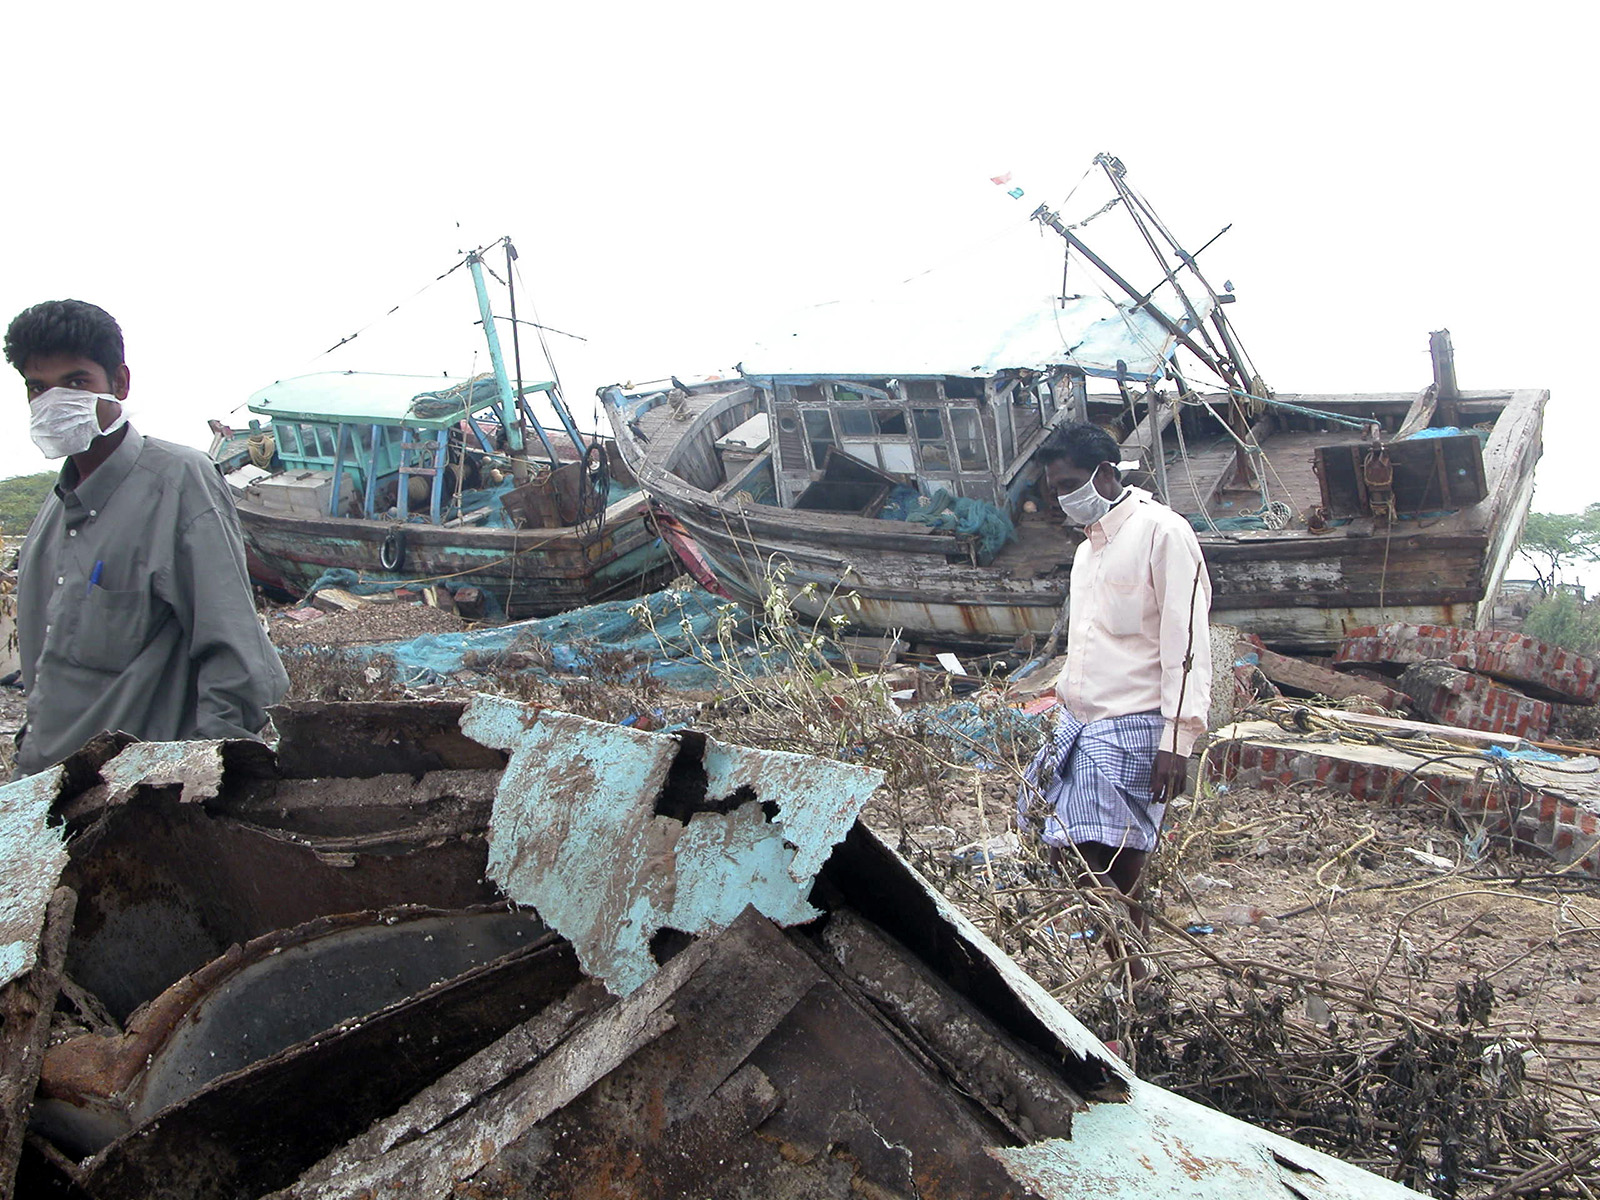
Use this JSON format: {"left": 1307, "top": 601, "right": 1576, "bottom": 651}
{"left": 1056, "top": 467, "right": 1115, "bottom": 526}
{"left": 29, "top": 387, "right": 126, "bottom": 459}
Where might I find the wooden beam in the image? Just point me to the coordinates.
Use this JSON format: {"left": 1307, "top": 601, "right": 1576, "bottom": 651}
{"left": 1430, "top": 329, "right": 1460, "bottom": 426}
{"left": 1255, "top": 648, "right": 1412, "bottom": 712}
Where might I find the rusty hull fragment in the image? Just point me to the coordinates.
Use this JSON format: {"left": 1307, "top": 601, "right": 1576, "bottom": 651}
{"left": 37, "top": 906, "right": 550, "bottom": 1157}
{"left": 465, "top": 696, "right": 883, "bottom": 994}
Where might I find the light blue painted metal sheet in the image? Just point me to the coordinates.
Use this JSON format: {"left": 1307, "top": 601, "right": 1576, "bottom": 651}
{"left": 463, "top": 697, "right": 882, "bottom": 995}
{"left": 249, "top": 372, "right": 555, "bottom": 428}
{"left": 0, "top": 765, "right": 69, "bottom": 989}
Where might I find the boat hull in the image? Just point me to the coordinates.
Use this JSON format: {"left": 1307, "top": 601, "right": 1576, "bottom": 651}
{"left": 604, "top": 382, "right": 1546, "bottom": 653}
{"left": 235, "top": 496, "right": 672, "bottom": 620}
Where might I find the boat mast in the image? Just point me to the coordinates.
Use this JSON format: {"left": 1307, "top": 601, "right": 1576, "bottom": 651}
{"left": 1092, "top": 154, "right": 1259, "bottom": 404}
{"left": 467, "top": 248, "right": 532, "bottom": 484}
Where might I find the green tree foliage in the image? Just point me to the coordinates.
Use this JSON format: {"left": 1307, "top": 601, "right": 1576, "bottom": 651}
{"left": 1523, "top": 590, "right": 1600, "bottom": 656}
{"left": 1517, "top": 505, "right": 1600, "bottom": 591}
{"left": 0, "top": 471, "right": 56, "bottom": 539}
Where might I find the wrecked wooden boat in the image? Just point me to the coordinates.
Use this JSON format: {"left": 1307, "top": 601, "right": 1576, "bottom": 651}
{"left": 0, "top": 701, "right": 1424, "bottom": 1198}
{"left": 212, "top": 239, "right": 671, "bottom": 618}
{"left": 601, "top": 157, "right": 1545, "bottom": 653}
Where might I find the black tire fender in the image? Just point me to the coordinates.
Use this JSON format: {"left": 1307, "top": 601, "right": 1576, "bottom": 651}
{"left": 379, "top": 529, "right": 407, "bottom": 572}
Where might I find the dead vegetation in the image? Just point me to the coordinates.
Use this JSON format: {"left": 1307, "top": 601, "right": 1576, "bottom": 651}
{"left": 907, "top": 762, "right": 1600, "bottom": 1200}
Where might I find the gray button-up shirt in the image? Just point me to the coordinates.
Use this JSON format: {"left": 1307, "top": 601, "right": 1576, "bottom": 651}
{"left": 16, "top": 427, "right": 289, "bottom": 775}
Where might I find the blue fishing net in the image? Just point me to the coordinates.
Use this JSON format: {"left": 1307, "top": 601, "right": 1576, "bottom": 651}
{"left": 879, "top": 487, "right": 1016, "bottom": 561}
{"left": 345, "top": 586, "right": 773, "bottom": 689}
{"left": 910, "top": 698, "right": 1051, "bottom": 766}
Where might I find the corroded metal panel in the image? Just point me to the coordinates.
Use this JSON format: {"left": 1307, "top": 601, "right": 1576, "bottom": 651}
{"left": 98, "top": 740, "right": 227, "bottom": 806}
{"left": 995, "top": 1076, "right": 1424, "bottom": 1198}
{"left": 0, "top": 766, "right": 69, "bottom": 989}
{"left": 464, "top": 696, "right": 882, "bottom": 994}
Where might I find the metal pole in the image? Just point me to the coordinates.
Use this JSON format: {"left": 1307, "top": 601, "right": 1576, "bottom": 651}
{"left": 1030, "top": 205, "right": 1234, "bottom": 386}
{"left": 467, "top": 249, "right": 531, "bottom": 482}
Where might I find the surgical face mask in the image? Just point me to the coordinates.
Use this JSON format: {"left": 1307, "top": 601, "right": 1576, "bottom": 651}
{"left": 1056, "top": 467, "right": 1115, "bottom": 526}
{"left": 29, "top": 387, "right": 126, "bottom": 459}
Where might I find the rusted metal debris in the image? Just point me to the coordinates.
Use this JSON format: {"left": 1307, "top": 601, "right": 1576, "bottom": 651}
{"left": 0, "top": 698, "right": 1427, "bottom": 1198}
{"left": 466, "top": 698, "right": 884, "bottom": 993}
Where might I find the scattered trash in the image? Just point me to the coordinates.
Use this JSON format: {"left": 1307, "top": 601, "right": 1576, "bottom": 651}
{"left": 951, "top": 830, "right": 1020, "bottom": 865}
{"left": 1404, "top": 847, "right": 1455, "bottom": 871}
{"left": 1215, "top": 904, "right": 1268, "bottom": 927}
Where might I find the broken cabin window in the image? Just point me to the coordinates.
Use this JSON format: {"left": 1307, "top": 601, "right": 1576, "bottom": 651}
{"left": 803, "top": 409, "right": 835, "bottom": 467}
{"left": 913, "top": 408, "right": 952, "bottom": 471}
{"left": 878, "top": 441, "right": 915, "bottom": 472}
{"left": 905, "top": 380, "right": 940, "bottom": 403}
{"left": 1012, "top": 388, "right": 1042, "bottom": 442}
{"left": 997, "top": 392, "right": 1017, "bottom": 466}
{"left": 950, "top": 408, "right": 987, "bottom": 471}
{"left": 944, "top": 376, "right": 984, "bottom": 400}
{"left": 837, "top": 408, "right": 874, "bottom": 436}
{"left": 873, "top": 409, "right": 907, "bottom": 435}
{"left": 793, "top": 383, "right": 826, "bottom": 404}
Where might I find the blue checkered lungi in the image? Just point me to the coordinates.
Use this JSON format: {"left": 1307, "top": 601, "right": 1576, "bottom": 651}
{"left": 1019, "top": 708, "right": 1167, "bottom": 852}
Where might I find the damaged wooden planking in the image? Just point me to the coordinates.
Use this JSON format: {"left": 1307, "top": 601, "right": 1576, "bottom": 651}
{"left": 466, "top": 696, "right": 884, "bottom": 994}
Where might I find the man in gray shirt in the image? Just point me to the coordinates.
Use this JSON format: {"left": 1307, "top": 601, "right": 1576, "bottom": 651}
{"left": 5, "top": 300, "right": 288, "bottom": 776}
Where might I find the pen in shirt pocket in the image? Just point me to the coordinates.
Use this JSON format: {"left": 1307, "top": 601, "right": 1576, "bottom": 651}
{"left": 85, "top": 561, "right": 103, "bottom": 598}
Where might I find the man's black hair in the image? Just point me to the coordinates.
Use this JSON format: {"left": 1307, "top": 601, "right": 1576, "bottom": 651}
{"left": 1037, "top": 421, "right": 1121, "bottom": 472}
{"left": 4, "top": 300, "right": 125, "bottom": 381}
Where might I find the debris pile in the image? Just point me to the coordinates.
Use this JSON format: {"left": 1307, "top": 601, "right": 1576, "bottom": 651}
{"left": 1211, "top": 623, "right": 1600, "bottom": 883}
{"left": 0, "top": 701, "right": 1420, "bottom": 1199}
{"left": 1334, "top": 623, "right": 1600, "bottom": 741}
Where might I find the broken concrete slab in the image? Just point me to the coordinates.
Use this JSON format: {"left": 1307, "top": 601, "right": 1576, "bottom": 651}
{"left": 1397, "top": 660, "right": 1552, "bottom": 740}
{"left": 1209, "top": 715, "right": 1600, "bottom": 877}
{"left": 1335, "top": 622, "right": 1600, "bottom": 704}
{"left": 463, "top": 696, "right": 883, "bottom": 994}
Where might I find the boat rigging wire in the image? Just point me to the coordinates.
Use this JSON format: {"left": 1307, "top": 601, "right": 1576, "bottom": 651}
{"left": 309, "top": 252, "right": 476, "bottom": 364}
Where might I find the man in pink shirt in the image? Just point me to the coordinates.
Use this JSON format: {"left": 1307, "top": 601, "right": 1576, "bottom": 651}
{"left": 1021, "top": 422, "right": 1212, "bottom": 965}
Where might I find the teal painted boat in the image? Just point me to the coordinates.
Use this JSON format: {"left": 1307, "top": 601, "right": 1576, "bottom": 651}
{"left": 213, "top": 241, "right": 672, "bottom": 619}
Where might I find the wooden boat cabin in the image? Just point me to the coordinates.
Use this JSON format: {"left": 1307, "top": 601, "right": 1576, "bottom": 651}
{"left": 232, "top": 371, "right": 588, "bottom": 527}
{"left": 603, "top": 336, "right": 1544, "bottom": 652}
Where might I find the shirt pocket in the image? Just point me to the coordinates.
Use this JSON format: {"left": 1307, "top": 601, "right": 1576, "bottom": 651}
{"left": 69, "top": 586, "right": 157, "bottom": 674}
{"left": 1100, "top": 571, "right": 1147, "bottom": 637}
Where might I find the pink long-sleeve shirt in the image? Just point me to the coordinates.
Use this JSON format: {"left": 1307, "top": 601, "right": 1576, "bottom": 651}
{"left": 1053, "top": 487, "right": 1214, "bottom": 756}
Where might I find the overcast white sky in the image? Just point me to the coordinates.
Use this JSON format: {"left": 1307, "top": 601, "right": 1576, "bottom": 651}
{"left": 2, "top": 2, "right": 1593, "bottom": 545}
